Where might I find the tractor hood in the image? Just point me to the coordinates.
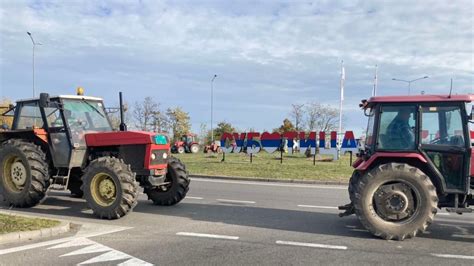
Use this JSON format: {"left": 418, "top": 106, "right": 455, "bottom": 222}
{"left": 85, "top": 131, "right": 166, "bottom": 147}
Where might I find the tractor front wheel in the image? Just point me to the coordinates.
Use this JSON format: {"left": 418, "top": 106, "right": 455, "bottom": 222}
{"left": 146, "top": 157, "right": 189, "bottom": 206}
{"left": 0, "top": 140, "right": 49, "bottom": 207}
{"left": 354, "top": 163, "right": 438, "bottom": 240}
{"left": 190, "top": 144, "right": 199, "bottom": 154}
{"left": 82, "top": 157, "right": 139, "bottom": 219}
{"left": 177, "top": 146, "right": 185, "bottom": 154}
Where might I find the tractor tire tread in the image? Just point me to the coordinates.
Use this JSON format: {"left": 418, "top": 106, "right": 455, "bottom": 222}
{"left": 353, "top": 162, "right": 437, "bottom": 241}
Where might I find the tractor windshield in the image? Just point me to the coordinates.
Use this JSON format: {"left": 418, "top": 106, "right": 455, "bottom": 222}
{"left": 62, "top": 99, "right": 112, "bottom": 146}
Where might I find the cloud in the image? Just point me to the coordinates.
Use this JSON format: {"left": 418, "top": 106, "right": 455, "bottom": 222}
{"left": 0, "top": 0, "right": 472, "bottom": 134}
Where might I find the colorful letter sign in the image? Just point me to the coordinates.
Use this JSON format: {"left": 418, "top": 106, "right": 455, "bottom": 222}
{"left": 220, "top": 131, "right": 359, "bottom": 159}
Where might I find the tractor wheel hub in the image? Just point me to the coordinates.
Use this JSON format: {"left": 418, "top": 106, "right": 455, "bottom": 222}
{"left": 10, "top": 161, "right": 27, "bottom": 187}
{"left": 374, "top": 182, "right": 416, "bottom": 221}
{"left": 99, "top": 179, "right": 115, "bottom": 200}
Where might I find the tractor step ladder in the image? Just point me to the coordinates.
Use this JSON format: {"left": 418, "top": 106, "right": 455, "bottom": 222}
{"left": 50, "top": 168, "right": 71, "bottom": 191}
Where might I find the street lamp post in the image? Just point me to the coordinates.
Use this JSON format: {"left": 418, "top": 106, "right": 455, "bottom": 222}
{"left": 211, "top": 74, "right": 217, "bottom": 142}
{"left": 27, "top": 32, "right": 42, "bottom": 97}
{"left": 392, "top": 76, "right": 429, "bottom": 95}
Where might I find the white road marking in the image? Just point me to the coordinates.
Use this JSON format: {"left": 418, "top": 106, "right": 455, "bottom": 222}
{"left": 297, "top": 205, "right": 338, "bottom": 209}
{"left": 192, "top": 178, "right": 346, "bottom": 189}
{"left": 217, "top": 199, "right": 256, "bottom": 204}
{"left": 0, "top": 224, "right": 130, "bottom": 255}
{"left": 186, "top": 196, "right": 204, "bottom": 200}
{"left": 437, "top": 213, "right": 450, "bottom": 216}
{"left": 78, "top": 250, "right": 132, "bottom": 265}
{"left": 176, "top": 232, "right": 239, "bottom": 240}
{"left": 119, "top": 258, "right": 154, "bottom": 265}
{"left": 48, "top": 237, "right": 96, "bottom": 249}
{"left": 60, "top": 243, "right": 111, "bottom": 257}
{"left": 276, "top": 240, "right": 347, "bottom": 250}
{"left": 431, "top": 253, "right": 474, "bottom": 260}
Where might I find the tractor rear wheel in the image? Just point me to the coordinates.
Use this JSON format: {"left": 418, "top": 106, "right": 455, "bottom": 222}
{"left": 190, "top": 144, "right": 199, "bottom": 154}
{"left": 354, "top": 163, "right": 438, "bottom": 240}
{"left": 82, "top": 157, "right": 139, "bottom": 219}
{"left": 146, "top": 157, "right": 189, "bottom": 206}
{"left": 0, "top": 139, "right": 49, "bottom": 207}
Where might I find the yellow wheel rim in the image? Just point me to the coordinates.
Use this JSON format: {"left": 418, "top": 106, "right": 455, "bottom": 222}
{"left": 90, "top": 173, "right": 117, "bottom": 207}
{"left": 2, "top": 155, "right": 27, "bottom": 193}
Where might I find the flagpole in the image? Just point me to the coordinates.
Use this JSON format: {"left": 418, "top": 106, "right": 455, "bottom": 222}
{"left": 372, "top": 64, "right": 378, "bottom": 96}
{"left": 337, "top": 60, "right": 344, "bottom": 160}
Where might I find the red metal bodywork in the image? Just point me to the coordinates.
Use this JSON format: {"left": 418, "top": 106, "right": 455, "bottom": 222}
{"left": 368, "top": 94, "right": 474, "bottom": 104}
{"left": 85, "top": 131, "right": 156, "bottom": 146}
{"left": 85, "top": 131, "right": 168, "bottom": 170}
{"left": 355, "top": 152, "right": 428, "bottom": 171}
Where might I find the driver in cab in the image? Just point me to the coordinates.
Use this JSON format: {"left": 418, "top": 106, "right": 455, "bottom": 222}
{"left": 386, "top": 109, "right": 415, "bottom": 149}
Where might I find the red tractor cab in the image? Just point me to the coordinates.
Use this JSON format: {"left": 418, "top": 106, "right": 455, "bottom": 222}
{"left": 339, "top": 94, "right": 474, "bottom": 240}
{"left": 172, "top": 133, "right": 199, "bottom": 154}
{"left": 0, "top": 91, "right": 190, "bottom": 219}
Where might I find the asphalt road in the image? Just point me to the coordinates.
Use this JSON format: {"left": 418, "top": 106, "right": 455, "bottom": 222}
{"left": 1, "top": 178, "right": 473, "bottom": 265}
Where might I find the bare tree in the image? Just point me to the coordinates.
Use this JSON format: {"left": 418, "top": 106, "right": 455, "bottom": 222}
{"left": 133, "top": 97, "right": 160, "bottom": 131}
{"left": 305, "top": 102, "right": 339, "bottom": 132}
{"left": 290, "top": 103, "right": 305, "bottom": 131}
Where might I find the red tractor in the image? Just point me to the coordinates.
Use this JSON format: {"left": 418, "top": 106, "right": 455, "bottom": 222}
{"left": 0, "top": 91, "right": 190, "bottom": 219}
{"left": 339, "top": 94, "right": 474, "bottom": 240}
{"left": 171, "top": 134, "right": 199, "bottom": 154}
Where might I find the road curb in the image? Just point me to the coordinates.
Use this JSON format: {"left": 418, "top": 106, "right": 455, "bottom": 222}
{"left": 190, "top": 174, "right": 349, "bottom": 185}
{"left": 0, "top": 211, "right": 71, "bottom": 245}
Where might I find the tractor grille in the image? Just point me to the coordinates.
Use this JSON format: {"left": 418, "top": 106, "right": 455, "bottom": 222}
{"left": 150, "top": 149, "right": 168, "bottom": 165}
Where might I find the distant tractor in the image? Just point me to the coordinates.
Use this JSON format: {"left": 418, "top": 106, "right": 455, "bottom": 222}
{"left": 171, "top": 134, "right": 199, "bottom": 154}
{"left": 204, "top": 140, "right": 222, "bottom": 153}
{"left": 339, "top": 95, "right": 474, "bottom": 240}
{"left": 0, "top": 90, "right": 190, "bottom": 219}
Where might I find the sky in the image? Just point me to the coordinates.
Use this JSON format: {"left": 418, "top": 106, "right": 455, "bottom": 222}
{"left": 0, "top": 0, "right": 473, "bottom": 135}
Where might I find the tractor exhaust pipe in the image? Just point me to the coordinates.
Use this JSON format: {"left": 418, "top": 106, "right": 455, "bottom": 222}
{"left": 119, "top": 92, "right": 127, "bottom": 131}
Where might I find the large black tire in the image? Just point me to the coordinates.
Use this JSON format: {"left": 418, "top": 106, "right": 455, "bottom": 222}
{"left": 82, "top": 157, "right": 139, "bottom": 219}
{"left": 0, "top": 139, "right": 49, "bottom": 207}
{"left": 146, "top": 157, "right": 190, "bottom": 206}
{"left": 354, "top": 163, "right": 438, "bottom": 240}
{"left": 348, "top": 170, "right": 361, "bottom": 203}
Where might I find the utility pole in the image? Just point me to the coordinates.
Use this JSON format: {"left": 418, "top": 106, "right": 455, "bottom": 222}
{"left": 392, "top": 76, "right": 429, "bottom": 95}
{"left": 27, "top": 32, "right": 42, "bottom": 97}
{"left": 211, "top": 74, "right": 217, "bottom": 142}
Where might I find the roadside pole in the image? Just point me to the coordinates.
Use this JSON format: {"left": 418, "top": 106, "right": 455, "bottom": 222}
{"left": 337, "top": 61, "right": 345, "bottom": 160}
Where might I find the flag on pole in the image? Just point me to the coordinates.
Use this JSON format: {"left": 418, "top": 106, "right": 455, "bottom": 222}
{"left": 340, "top": 63, "right": 345, "bottom": 101}
{"left": 337, "top": 60, "right": 344, "bottom": 159}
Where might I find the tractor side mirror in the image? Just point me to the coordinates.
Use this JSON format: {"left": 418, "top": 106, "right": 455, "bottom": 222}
{"left": 39, "top": 93, "right": 50, "bottom": 108}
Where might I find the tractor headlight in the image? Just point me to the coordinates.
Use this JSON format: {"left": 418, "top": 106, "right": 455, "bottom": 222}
{"left": 151, "top": 153, "right": 156, "bottom": 160}
{"left": 154, "top": 135, "right": 167, "bottom": 145}
{"left": 163, "top": 152, "right": 168, "bottom": 159}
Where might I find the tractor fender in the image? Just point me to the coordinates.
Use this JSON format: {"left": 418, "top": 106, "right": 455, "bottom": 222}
{"left": 355, "top": 152, "right": 427, "bottom": 171}
{"left": 0, "top": 129, "right": 48, "bottom": 145}
{"left": 355, "top": 152, "right": 447, "bottom": 195}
